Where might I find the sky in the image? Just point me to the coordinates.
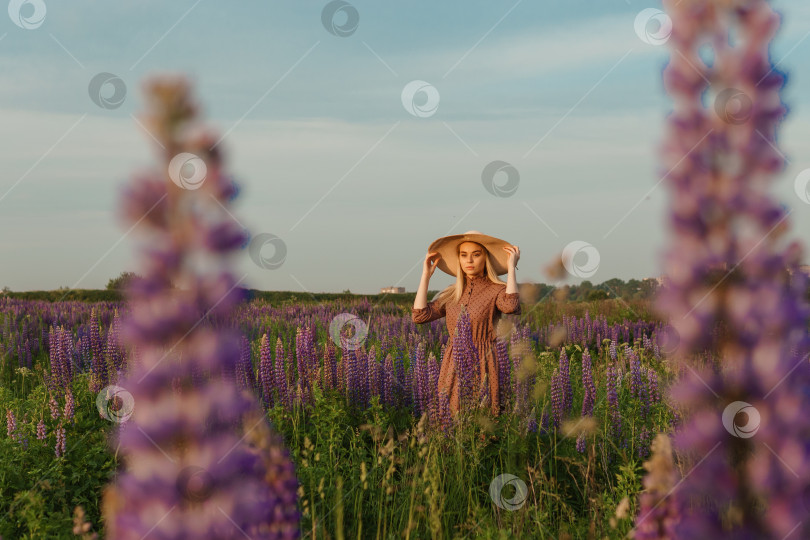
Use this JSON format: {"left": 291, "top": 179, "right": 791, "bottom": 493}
{"left": 1, "top": 0, "right": 809, "bottom": 295}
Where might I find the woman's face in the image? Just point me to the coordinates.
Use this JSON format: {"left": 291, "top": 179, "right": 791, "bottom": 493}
{"left": 458, "top": 242, "right": 486, "bottom": 278}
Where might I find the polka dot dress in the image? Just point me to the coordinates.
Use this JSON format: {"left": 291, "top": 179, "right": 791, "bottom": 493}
{"left": 412, "top": 273, "right": 521, "bottom": 417}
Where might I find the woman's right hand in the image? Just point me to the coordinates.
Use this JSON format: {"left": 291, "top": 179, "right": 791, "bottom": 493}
{"left": 423, "top": 251, "right": 440, "bottom": 279}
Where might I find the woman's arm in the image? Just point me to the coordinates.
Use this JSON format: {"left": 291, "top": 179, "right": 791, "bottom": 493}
{"left": 414, "top": 251, "right": 440, "bottom": 309}
{"left": 413, "top": 251, "right": 445, "bottom": 323}
{"left": 505, "top": 265, "right": 518, "bottom": 294}
{"left": 503, "top": 245, "right": 520, "bottom": 294}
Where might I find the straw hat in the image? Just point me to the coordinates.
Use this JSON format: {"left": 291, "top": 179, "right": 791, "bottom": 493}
{"left": 428, "top": 230, "right": 515, "bottom": 277}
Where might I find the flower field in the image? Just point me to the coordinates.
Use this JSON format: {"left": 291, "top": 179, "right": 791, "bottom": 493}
{"left": 1, "top": 294, "right": 686, "bottom": 538}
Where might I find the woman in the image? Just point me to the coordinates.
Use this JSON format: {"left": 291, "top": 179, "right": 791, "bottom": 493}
{"left": 412, "top": 230, "right": 521, "bottom": 417}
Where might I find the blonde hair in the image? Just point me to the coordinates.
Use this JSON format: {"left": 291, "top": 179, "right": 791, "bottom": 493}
{"left": 432, "top": 241, "right": 506, "bottom": 309}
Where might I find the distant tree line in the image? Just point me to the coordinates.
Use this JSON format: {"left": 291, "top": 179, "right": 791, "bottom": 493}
{"left": 3, "top": 272, "right": 809, "bottom": 305}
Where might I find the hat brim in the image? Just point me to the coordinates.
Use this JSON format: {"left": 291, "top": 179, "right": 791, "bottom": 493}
{"left": 428, "top": 232, "right": 512, "bottom": 277}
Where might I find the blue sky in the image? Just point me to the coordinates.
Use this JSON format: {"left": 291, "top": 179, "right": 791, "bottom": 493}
{"left": 1, "top": 0, "right": 809, "bottom": 294}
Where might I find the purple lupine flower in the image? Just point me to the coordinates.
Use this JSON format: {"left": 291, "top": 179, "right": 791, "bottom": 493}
{"left": 63, "top": 391, "right": 75, "bottom": 425}
{"left": 639, "top": 373, "right": 651, "bottom": 422}
{"left": 609, "top": 340, "right": 617, "bottom": 361}
{"left": 452, "top": 309, "right": 477, "bottom": 413}
{"left": 646, "top": 367, "right": 660, "bottom": 404}
{"left": 427, "top": 352, "right": 440, "bottom": 429}
{"left": 383, "top": 353, "right": 394, "bottom": 408}
{"left": 49, "top": 395, "right": 60, "bottom": 420}
{"left": 646, "top": 1, "right": 810, "bottom": 537}
{"left": 36, "top": 419, "right": 47, "bottom": 440}
{"left": 550, "top": 368, "right": 563, "bottom": 429}
{"left": 337, "top": 347, "right": 346, "bottom": 395}
{"left": 47, "top": 325, "right": 71, "bottom": 398}
{"left": 6, "top": 408, "right": 16, "bottom": 440}
{"left": 629, "top": 349, "right": 642, "bottom": 399}
{"left": 495, "top": 338, "right": 510, "bottom": 414}
{"left": 559, "top": 347, "right": 573, "bottom": 414}
{"left": 437, "top": 390, "right": 453, "bottom": 435}
{"left": 527, "top": 411, "right": 538, "bottom": 434}
{"left": 258, "top": 334, "right": 274, "bottom": 409}
{"left": 324, "top": 337, "right": 337, "bottom": 392}
{"left": 274, "top": 336, "right": 288, "bottom": 409}
{"left": 54, "top": 423, "right": 66, "bottom": 458}
{"left": 637, "top": 425, "right": 652, "bottom": 460}
{"left": 105, "top": 309, "right": 123, "bottom": 381}
{"left": 236, "top": 333, "right": 257, "bottom": 395}
{"left": 576, "top": 433, "right": 586, "bottom": 453}
{"left": 89, "top": 307, "right": 106, "bottom": 393}
{"left": 606, "top": 364, "right": 621, "bottom": 444}
{"left": 341, "top": 334, "right": 357, "bottom": 406}
{"left": 358, "top": 346, "right": 370, "bottom": 409}
{"left": 101, "top": 75, "right": 300, "bottom": 539}
{"left": 581, "top": 348, "right": 596, "bottom": 417}
{"left": 367, "top": 344, "right": 379, "bottom": 400}
{"left": 295, "top": 326, "right": 310, "bottom": 406}
{"left": 412, "top": 342, "right": 427, "bottom": 417}
{"left": 395, "top": 352, "right": 408, "bottom": 409}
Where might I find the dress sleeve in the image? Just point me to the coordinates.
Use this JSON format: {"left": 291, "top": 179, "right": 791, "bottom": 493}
{"left": 412, "top": 299, "right": 446, "bottom": 324}
{"left": 495, "top": 287, "right": 521, "bottom": 315}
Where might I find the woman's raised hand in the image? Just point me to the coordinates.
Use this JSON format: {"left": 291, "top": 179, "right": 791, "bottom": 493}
{"left": 423, "top": 251, "right": 441, "bottom": 279}
{"left": 503, "top": 245, "right": 520, "bottom": 270}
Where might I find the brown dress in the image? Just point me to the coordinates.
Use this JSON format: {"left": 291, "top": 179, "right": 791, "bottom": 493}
{"left": 411, "top": 274, "right": 521, "bottom": 417}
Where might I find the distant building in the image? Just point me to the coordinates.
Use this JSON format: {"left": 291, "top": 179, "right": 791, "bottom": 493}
{"left": 380, "top": 286, "right": 406, "bottom": 294}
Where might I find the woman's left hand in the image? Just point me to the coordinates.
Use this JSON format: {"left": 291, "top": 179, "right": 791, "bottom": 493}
{"left": 503, "top": 245, "right": 520, "bottom": 270}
